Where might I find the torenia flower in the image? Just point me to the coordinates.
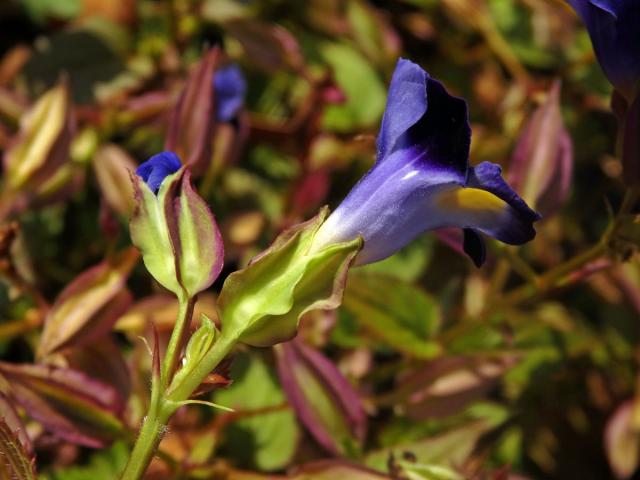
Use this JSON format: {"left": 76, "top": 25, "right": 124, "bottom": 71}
{"left": 213, "top": 64, "right": 247, "bottom": 122}
{"left": 567, "top": 0, "right": 640, "bottom": 102}
{"left": 130, "top": 152, "right": 223, "bottom": 298}
{"left": 312, "top": 59, "right": 540, "bottom": 267}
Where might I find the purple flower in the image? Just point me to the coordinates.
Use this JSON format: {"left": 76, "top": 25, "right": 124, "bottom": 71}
{"left": 135, "top": 151, "right": 182, "bottom": 193}
{"left": 312, "top": 59, "right": 540, "bottom": 267}
{"left": 213, "top": 64, "right": 247, "bottom": 122}
{"left": 567, "top": 0, "right": 640, "bottom": 101}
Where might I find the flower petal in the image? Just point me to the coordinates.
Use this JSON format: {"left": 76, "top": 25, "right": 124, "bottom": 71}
{"left": 136, "top": 151, "right": 182, "bottom": 193}
{"left": 377, "top": 58, "right": 428, "bottom": 160}
{"left": 463, "top": 228, "right": 486, "bottom": 268}
{"left": 378, "top": 58, "right": 470, "bottom": 185}
{"left": 313, "top": 148, "right": 462, "bottom": 265}
{"left": 213, "top": 64, "right": 247, "bottom": 122}
{"left": 567, "top": 0, "right": 640, "bottom": 100}
{"left": 434, "top": 185, "right": 538, "bottom": 247}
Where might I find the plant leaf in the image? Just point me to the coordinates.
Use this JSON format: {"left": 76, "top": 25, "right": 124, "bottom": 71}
{"left": 0, "top": 391, "right": 35, "bottom": 479}
{"left": 342, "top": 273, "right": 442, "bottom": 359}
{"left": 38, "top": 248, "right": 138, "bottom": 358}
{"left": 275, "top": 339, "right": 366, "bottom": 456}
{"left": 0, "top": 362, "right": 125, "bottom": 448}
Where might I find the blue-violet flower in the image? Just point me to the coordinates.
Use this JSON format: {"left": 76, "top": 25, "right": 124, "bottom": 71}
{"left": 312, "top": 58, "right": 541, "bottom": 267}
{"left": 136, "top": 151, "right": 182, "bottom": 194}
{"left": 567, "top": 0, "right": 640, "bottom": 101}
{"left": 213, "top": 64, "right": 247, "bottom": 122}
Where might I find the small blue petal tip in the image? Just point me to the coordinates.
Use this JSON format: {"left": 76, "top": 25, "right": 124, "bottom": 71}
{"left": 136, "top": 151, "right": 182, "bottom": 193}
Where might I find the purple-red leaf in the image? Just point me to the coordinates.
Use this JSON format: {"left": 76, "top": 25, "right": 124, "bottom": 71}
{"left": 0, "top": 362, "right": 125, "bottom": 448}
{"left": 166, "top": 48, "right": 219, "bottom": 176}
{"left": 275, "top": 339, "right": 366, "bottom": 456}
{"left": 62, "top": 339, "right": 132, "bottom": 404}
{"left": 380, "top": 356, "right": 515, "bottom": 420}
{"left": 0, "top": 391, "right": 35, "bottom": 479}
{"left": 224, "top": 20, "right": 303, "bottom": 73}
{"left": 37, "top": 248, "right": 138, "bottom": 358}
{"left": 3, "top": 82, "right": 74, "bottom": 192}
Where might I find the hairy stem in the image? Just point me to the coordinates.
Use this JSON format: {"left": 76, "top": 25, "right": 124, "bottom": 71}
{"left": 120, "top": 402, "right": 171, "bottom": 480}
{"left": 167, "top": 330, "right": 237, "bottom": 404}
{"left": 121, "top": 324, "right": 237, "bottom": 479}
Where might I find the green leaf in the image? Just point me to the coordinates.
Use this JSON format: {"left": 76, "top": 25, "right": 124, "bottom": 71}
{"left": 342, "top": 273, "right": 442, "bottom": 358}
{"left": 366, "top": 421, "right": 491, "bottom": 472}
{"left": 357, "top": 237, "right": 433, "bottom": 282}
{"left": 215, "top": 353, "right": 299, "bottom": 471}
{"left": 399, "top": 463, "right": 464, "bottom": 480}
{"left": 321, "top": 42, "right": 386, "bottom": 132}
{"left": 20, "top": 0, "right": 80, "bottom": 23}
{"left": 49, "top": 441, "right": 129, "bottom": 480}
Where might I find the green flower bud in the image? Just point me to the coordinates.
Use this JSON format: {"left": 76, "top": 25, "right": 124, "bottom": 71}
{"left": 130, "top": 163, "right": 224, "bottom": 298}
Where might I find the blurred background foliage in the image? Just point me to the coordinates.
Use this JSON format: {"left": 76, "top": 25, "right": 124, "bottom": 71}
{"left": 0, "top": 0, "right": 639, "bottom": 479}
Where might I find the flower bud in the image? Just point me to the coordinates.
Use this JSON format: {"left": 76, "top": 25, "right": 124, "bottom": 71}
{"left": 165, "top": 48, "right": 219, "bottom": 176}
{"left": 218, "top": 208, "right": 362, "bottom": 347}
{"left": 170, "top": 314, "right": 219, "bottom": 392}
{"left": 130, "top": 152, "right": 224, "bottom": 298}
{"left": 508, "top": 81, "right": 573, "bottom": 217}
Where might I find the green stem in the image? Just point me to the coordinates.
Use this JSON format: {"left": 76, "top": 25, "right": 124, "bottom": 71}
{"left": 162, "top": 296, "right": 195, "bottom": 387}
{"left": 120, "top": 401, "right": 171, "bottom": 480}
{"left": 496, "top": 188, "right": 639, "bottom": 309}
{"left": 167, "top": 330, "right": 237, "bottom": 403}
{"left": 121, "top": 328, "right": 237, "bottom": 479}
{"left": 121, "top": 295, "right": 196, "bottom": 480}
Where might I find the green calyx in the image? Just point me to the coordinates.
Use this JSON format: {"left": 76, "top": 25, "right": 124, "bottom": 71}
{"left": 218, "top": 208, "right": 363, "bottom": 347}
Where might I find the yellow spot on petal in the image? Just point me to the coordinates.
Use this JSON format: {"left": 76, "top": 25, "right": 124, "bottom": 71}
{"left": 436, "top": 187, "right": 507, "bottom": 215}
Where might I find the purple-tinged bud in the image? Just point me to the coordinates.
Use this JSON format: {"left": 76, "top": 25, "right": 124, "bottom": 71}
{"left": 131, "top": 154, "right": 224, "bottom": 298}
{"left": 508, "top": 81, "right": 573, "bottom": 217}
{"left": 165, "top": 48, "right": 219, "bottom": 176}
